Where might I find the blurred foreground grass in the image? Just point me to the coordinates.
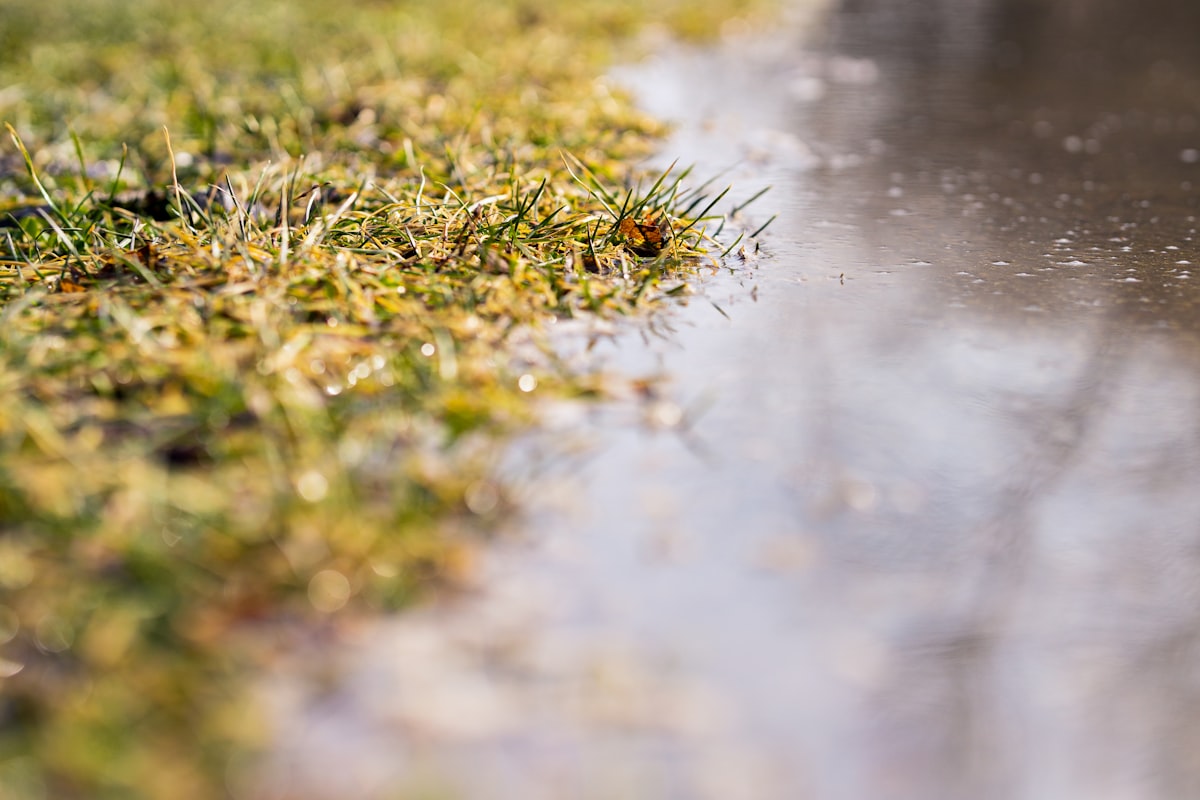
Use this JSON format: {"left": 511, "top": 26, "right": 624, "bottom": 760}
{"left": 0, "top": 0, "right": 771, "bottom": 796}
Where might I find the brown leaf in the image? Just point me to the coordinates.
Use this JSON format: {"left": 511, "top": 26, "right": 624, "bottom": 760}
{"left": 618, "top": 215, "right": 671, "bottom": 257}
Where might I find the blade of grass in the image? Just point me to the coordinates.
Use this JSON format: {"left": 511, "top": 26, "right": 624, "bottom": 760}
{"left": 6, "top": 124, "right": 68, "bottom": 227}
{"left": 730, "top": 185, "right": 771, "bottom": 216}
{"left": 749, "top": 214, "right": 777, "bottom": 239}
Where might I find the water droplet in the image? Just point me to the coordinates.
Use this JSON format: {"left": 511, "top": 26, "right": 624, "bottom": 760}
{"left": 340, "top": 440, "right": 366, "bottom": 470}
{"left": 465, "top": 481, "right": 500, "bottom": 515}
{"left": 649, "top": 401, "right": 684, "bottom": 428}
{"left": 308, "top": 570, "right": 351, "bottom": 613}
{"left": 370, "top": 561, "right": 399, "bottom": 578}
{"left": 518, "top": 374, "right": 538, "bottom": 393}
{"left": 34, "top": 617, "right": 72, "bottom": 654}
{"left": 0, "top": 606, "right": 18, "bottom": 645}
{"left": 421, "top": 342, "right": 436, "bottom": 357}
{"left": 296, "top": 470, "right": 329, "bottom": 503}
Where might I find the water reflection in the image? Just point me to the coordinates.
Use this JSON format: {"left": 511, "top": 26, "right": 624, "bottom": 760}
{"left": 260, "top": 1, "right": 1200, "bottom": 798}
{"left": 820, "top": 0, "right": 1200, "bottom": 325}
{"left": 770, "top": 1, "right": 1200, "bottom": 797}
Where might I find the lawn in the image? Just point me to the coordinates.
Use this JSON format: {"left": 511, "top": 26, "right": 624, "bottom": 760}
{"left": 0, "top": 1, "right": 771, "bottom": 796}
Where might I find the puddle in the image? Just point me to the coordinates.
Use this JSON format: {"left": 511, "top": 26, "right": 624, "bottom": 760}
{"left": 254, "top": 1, "right": 1200, "bottom": 798}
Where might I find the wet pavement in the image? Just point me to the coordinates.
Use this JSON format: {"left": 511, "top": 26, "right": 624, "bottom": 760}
{"left": 255, "top": 1, "right": 1200, "bottom": 798}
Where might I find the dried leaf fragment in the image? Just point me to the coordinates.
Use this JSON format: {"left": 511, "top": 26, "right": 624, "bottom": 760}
{"left": 618, "top": 215, "right": 671, "bottom": 257}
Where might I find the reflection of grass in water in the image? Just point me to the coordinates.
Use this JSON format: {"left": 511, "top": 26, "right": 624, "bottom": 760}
{"left": 0, "top": 0, "right": 773, "bottom": 796}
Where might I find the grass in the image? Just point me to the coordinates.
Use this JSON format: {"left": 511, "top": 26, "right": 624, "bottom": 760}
{"left": 0, "top": 0, "right": 774, "bottom": 796}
